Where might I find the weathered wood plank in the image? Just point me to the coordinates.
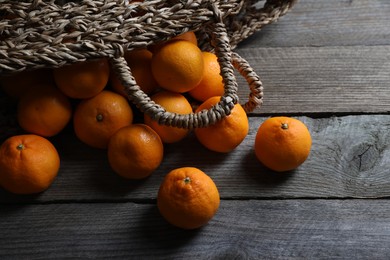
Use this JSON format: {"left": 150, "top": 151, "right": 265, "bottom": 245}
{"left": 0, "top": 1, "right": 389, "bottom": 258}
{"left": 238, "top": 0, "right": 390, "bottom": 48}
{"left": 0, "top": 200, "right": 389, "bottom": 259}
{"left": 235, "top": 46, "right": 390, "bottom": 114}
{"left": 1, "top": 115, "right": 389, "bottom": 203}
{"left": 2, "top": 46, "right": 390, "bottom": 116}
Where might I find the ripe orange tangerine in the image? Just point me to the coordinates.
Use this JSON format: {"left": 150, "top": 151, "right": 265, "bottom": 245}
{"left": 157, "top": 167, "right": 220, "bottom": 229}
{"left": 151, "top": 40, "right": 204, "bottom": 93}
{"left": 110, "top": 49, "right": 158, "bottom": 97}
{"left": 189, "top": 51, "right": 225, "bottom": 102}
{"left": 172, "top": 31, "right": 198, "bottom": 46}
{"left": 107, "top": 124, "right": 164, "bottom": 179}
{"left": 254, "top": 116, "right": 312, "bottom": 172}
{"left": 73, "top": 90, "right": 134, "bottom": 149}
{"left": 17, "top": 84, "right": 72, "bottom": 137}
{"left": 53, "top": 58, "right": 110, "bottom": 99}
{"left": 144, "top": 90, "right": 193, "bottom": 143}
{"left": 194, "top": 96, "right": 249, "bottom": 153}
{"left": 148, "top": 31, "right": 198, "bottom": 54}
{"left": 0, "top": 134, "right": 60, "bottom": 194}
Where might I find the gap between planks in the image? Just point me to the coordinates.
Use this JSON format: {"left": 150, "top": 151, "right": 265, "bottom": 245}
{"left": 1, "top": 115, "right": 390, "bottom": 203}
{"left": 1, "top": 199, "right": 390, "bottom": 259}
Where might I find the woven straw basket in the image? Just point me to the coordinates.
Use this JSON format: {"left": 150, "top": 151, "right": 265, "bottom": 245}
{"left": 0, "top": 0, "right": 296, "bottom": 130}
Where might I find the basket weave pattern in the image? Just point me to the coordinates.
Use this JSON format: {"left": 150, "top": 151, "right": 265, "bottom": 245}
{"left": 0, "top": 0, "right": 296, "bottom": 130}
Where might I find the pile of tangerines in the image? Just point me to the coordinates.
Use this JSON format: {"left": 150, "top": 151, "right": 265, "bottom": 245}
{"left": 0, "top": 31, "right": 312, "bottom": 230}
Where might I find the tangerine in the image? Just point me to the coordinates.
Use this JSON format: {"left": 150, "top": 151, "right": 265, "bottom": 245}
{"left": 110, "top": 49, "right": 158, "bottom": 97}
{"left": 107, "top": 124, "right": 163, "bottom": 179}
{"left": 144, "top": 90, "right": 192, "bottom": 143}
{"left": 255, "top": 117, "right": 312, "bottom": 172}
{"left": 148, "top": 31, "right": 198, "bottom": 54}
{"left": 0, "top": 134, "right": 60, "bottom": 194}
{"left": 172, "top": 31, "right": 198, "bottom": 46}
{"left": 194, "top": 96, "right": 249, "bottom": 153}
{"left": 73, "top": 90, "right": 133, "bottom": 149}
{"left": 157, "top": 167, "right": 220, "bottom": 229}
{"left": 151, "top": 40, "right": 204, "bottom": 93}
{"left": 189, "top": 52, "right": 224, "bottom": 102}
{"left": 53, "top": 58, "right": 110, "bottom": 99}
{"left": 17, "top": 84, "right": 72, "bottom": 137}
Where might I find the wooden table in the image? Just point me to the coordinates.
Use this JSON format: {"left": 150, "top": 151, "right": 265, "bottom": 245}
{"left": 1, "top": 0, "right": 390, "bottom": 258}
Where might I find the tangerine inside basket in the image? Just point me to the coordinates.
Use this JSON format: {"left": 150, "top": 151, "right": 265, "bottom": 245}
{"left": 0, "top": 0, "right": 297, "bottom": 129}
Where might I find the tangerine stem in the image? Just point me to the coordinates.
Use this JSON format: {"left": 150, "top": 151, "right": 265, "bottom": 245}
{"left": 16, "top": 144, "right": 25, "bottom": 150}
{"left": 96, "top": 114, "right": 104, "bottom": 122}
{"left": 281, "top": 123, "right": 289, "bottom": 130}
{"left": 183, "top": 176, "right": 191, "bottom": 184}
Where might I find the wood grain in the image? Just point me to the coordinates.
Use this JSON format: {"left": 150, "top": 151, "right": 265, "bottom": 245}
{"left": 1, "top": 200, "right": 389, "bottom": 259}
{"left": 235, "top": 46, "right": 390, "bottom": 114}
{"left": 238, "top": 0, "right": 390, "bottom": 48}
{"left": 0, "top": 2, "right": 389, "bottom": 257}
{"left": 1, "top": 115, "right": 389, "bottom": 203}
{"left": 2, "top": 46, "right": 390, "bottom": 117}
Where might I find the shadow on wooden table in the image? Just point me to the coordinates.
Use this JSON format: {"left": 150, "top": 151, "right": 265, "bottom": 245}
{"left": 241, "top": 148, "right": 295, "bottom": 186}
{"left": 135, "top": 205, "right": 202, "bottom": 249}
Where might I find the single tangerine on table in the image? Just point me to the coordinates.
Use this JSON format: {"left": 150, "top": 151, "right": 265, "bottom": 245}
{"left": 151, "top": 40, "right": 204, "bottom": 93}
{"left": 157, "top": 167, "right": 220, "bottom": 230}
{"left": 0, "top": 134, "right": 60, "bottom": 194}
{"left": 73, "top": 90, "right": 133, "bottom": 149}
{"left": 144, "top": 90, "right": 193, "bottom": 143}
{"left": 107, "top": 124, "right": 163, "bottom": 180}
{"left": 110, "top": 49, "right": 158, "bottom": 97}
{"left": 17, "top": 84, "right": 72, "bottom": 137}
{"left": 194, "top": 96, "right": 249, "bottom": 153}
{"left": 53, "top": 58, "right": 110, "bottom": 99}
{"left": 254, "top": 116, "right": 312, "bottom": 172}
{"left": 189, "top": 51, "right": 225, "bottom": 102}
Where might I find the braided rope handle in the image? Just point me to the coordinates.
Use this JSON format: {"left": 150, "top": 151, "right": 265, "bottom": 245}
{"left": 232, "top": 52, "right": 263, "bottom": 114}
{"left": 110, "top": 3, "right": 263, "bottom": 129}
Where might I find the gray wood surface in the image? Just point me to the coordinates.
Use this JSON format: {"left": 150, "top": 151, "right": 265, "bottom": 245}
{"left": 1, "top": 200, "right": 390, "bottom": 259}
{"left": 1, "top": 0, "right": 390, "bottom": 258}
{"left": 236, "top": 46, "right": 390, "bottom": 114}
{"left": 1, "top": 115, "right": 389, "bottom": 203}
{"left": 235, "top": 0, "right": 390, "bottom": 114}
{"left": 239, "top": 0, "right": 390, "bottom": 48}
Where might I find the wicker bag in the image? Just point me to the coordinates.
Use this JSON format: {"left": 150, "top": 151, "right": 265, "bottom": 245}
{"left": 0, "top": 0, "right": 296, "bottom": 130}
